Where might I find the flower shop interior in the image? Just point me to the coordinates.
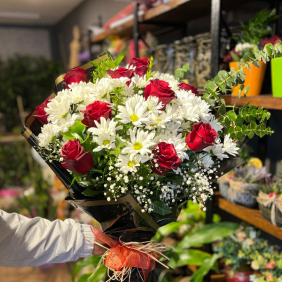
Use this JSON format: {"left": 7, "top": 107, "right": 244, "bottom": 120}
{"left": 1, "top": 0, "right": 282, "bottom": 282}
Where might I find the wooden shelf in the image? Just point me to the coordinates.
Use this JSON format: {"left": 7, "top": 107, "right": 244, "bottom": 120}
{"left": 0, "top": 135, "right": 24, "bottom": 143}
{"left": 222, "top": 95, "right": 282, "bottom": 111}
{"left": 217, "top": 195, "right": 282, "bottom": 241}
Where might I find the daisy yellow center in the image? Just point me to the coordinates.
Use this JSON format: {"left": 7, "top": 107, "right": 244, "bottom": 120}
{"left": 128, "top": 160, "right": 136, "bottom": 167}
{"left": 133, "top": 142, "right": 143, "bottom": 150}
{"left": 156, "top": 119, "right": 161, "bottom": 123}
{"left": 61, "top": 112, "right": 68, "bottom": 118}
{"left": 130, "top": 114, "right": 139, "bottom": 122}
{"left": 103, "top": 140, "right": 110, "bottom": 146}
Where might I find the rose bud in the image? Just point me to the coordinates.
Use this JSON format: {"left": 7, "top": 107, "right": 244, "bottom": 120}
{"left": 64, "top": 67, "right": 88, "bottom": 89}
{"left": 186, "top": 122, "right": 218, "bottom": 152}
{"left": 178, "top": 83, "right": 203, "bottom": 96}
{"left": 106, "top": 67, "right": 134, "bottom": 85}
{"left": 144, "top": 79, "right": 176, "bottom": 109}
{"left": 60, "top": 139, "right": 93, "bottom": 174}
{"left": 81, "top": 101, "right": 112, "bottom": 128}
{"left": 129, "top": 58, "right": 150, "bottom": 76}
{"left": 34, "top": 98, "right": 52, "bottom": 124}
{"left": 151, "top": 142, "right": 182, "bottom": 175}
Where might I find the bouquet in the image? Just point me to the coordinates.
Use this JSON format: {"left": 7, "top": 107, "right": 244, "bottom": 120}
{"left": 22, "top": 42, "right": 281, "bottom": 281}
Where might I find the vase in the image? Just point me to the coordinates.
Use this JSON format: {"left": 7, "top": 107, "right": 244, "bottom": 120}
{"left": 225, "top": 267, "right": 253, "bottom": 282}
{"left": 230, "top": 61, "right": 266, "bottom": 96}
{"left": 258, "top": 203, "right": 282, "bottom": 227}
{"left": 271, "top": 57, "right": 282, "bottom": 97}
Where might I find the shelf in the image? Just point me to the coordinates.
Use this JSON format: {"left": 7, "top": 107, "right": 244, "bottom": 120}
{"left": 216, "top": 195, "right": 282, "bottom": 241}
{"left": 0, "top": 135, "right": 24, "bottom": 143}
{"left": 222, "top": 95, "right": 282, "bottom": 110}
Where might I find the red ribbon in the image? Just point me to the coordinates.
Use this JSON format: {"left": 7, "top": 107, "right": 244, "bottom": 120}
{"left": 91, "top": 227, "right": 156, "bottom": 281}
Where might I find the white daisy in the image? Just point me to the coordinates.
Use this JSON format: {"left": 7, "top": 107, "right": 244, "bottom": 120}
{"left": 146, "top": 111, "right": 171, "bottom": 129}
{"left": 209, "top": 116, "right": 223, "bottom": 132}
{"left": 199, "top": 153, "right": 214, "bottom": 168}
{"left": 131, "top": 73, "right": 150, "bottom": 88}
{"left": 115, "top": 154, "right": 141, "bottom": 173}
{"left": 38, "top": 123, "right": 57, "bottom": 147}
{"left": 204, "top": 141, "right": 228, "bottom": 160}
{"left": 145, "top": 96, "right": 163, "bottom": 114}
{"left": 88, "top": 117, "right": 122, "bottom": 136}
{"left": 121, "top": 128, "right": 156, "bottom": 162}
{"left": 52, "top": 113, "right": 82, "bottom": 134}
{"left": 92, "top": 132, "right": 116, "bottom": 152}
{"left": 116, "top": 95, "right": 149, "bottom": 127}
{"left": 223, "top": 134, "right": 239, "bottom": 156}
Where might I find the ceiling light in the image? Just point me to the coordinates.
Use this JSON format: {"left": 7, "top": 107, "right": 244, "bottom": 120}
{"left": 0, "top": 11, "right": 40, "bottom": 20}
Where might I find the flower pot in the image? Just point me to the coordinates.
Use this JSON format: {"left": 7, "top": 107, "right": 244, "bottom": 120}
{"left": 271, "top": 57, "right": 282, "bottom": 97}
{"left": 230, "top": 61, "right": 266, "bottom": 96}
{"left": 220, "top": 181, "right": 258, "bottom": 208}
{"left": 225, "top": 267, "right": 253, "bottom": 282}
{"left": 258, "top": 203, "right": 282, "bottom": 227}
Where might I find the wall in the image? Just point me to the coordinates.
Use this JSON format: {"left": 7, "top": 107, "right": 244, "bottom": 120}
{"left": 56, "top": 0, "right": 129, "bottom": 68}
{"left": 0, "top": 25, "right": 52, "bottom": 61}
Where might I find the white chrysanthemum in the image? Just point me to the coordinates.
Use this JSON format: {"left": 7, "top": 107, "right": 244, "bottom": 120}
{"left": 131, "top": 73, "right": 150, "bottom": 88}
{"left": 52, "top": 113, "right": 82, "bottom": 134}
{"left": 195, "top": 99, "right": 211, "bottom": 122}
{"left": 38, "top": 123, "right": 56, "bottom": 147}
{"left": 204, "top": 138, "right": 228, "bottom": 160}
{"left": 165, "top": 104, "right": 183, "bottom": 123}
{"left": 46, "top": 91, "right": 72, "bottom": 124}
{"left": 121, "top": 128, "right": 156, "bottom": 162}
{"left": 174, "top": 89, "right": 196, "bottom": 105}
{"left": 154, "top": 130, "right": 188, "bottom": 160}
{"left": 209, "top": 116, "right": 223, "bottom": 132}
{"left": 178, "top": 104, "right": 199, "bottom": 122}
{"left": 199, "top": 153, "right": 214, "bottom": 168}
{"left": 92, "top": 132, "right": 116, "bottom": 152}
{"left": 68, "top": 84, "right": 93, "bottom": 106}
{"left": 180, "top": 121, "right": 192, "bottom": 131}
{"left": 166, "top": 121, "right": 181, "bottom": 132}
{"left": 152, "top": 72, "right": 178, "bottom": 91}
{"left": 145, "top": 96, "right": 163, "bottom": 114}
{"left": 223, "top": 134, "right": 239, "bottom": 156}
{"left": 146, "top": 111, "right": 171, "bottom": 129}
{"left": 115, "top": 154, "right": 141, "bottom": 173}
{"left": 116, "top": 95, "right": 149, "bottom": 127}
{"left": 88, "top": 117, "right": 122, "bottom": 136}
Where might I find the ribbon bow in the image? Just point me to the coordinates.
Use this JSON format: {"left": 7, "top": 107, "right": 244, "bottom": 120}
{"left": 88, "top": 227, "right": 168, "bottom": 281}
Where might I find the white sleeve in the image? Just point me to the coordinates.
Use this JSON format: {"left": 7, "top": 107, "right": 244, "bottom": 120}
{"left": 0, "top": 209, "right": 94, "bottom": 267}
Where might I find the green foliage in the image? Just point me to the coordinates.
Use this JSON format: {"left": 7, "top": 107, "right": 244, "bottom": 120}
{"left": 204, "top": 42, "right": 282, "bottom": 141}
{"left": 61, "top": 120, "right": 86, "bottom": 142}
{"left": 0, "top": 55, "right": 63, "bottom": 130}
{"left": 239, "top": 9, "right": 279, "bottom": 45}
{"left": 174, "top": 65, "right": 190, "bottom": 82}
{"left": 146, "top": 56, "right": 154, "bottom": 80}
{"left": 149, "top": 200, "right": 172, "bottom": 215}
{"left": 91, "top": 52, "right": 123, "bottom": 82}
{"left": 0, "top": 140, "right": 31, "bottom": 188}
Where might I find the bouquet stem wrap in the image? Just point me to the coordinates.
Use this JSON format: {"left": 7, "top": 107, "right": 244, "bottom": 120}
{"left": 88, "top": 227, "right": 168, "bottom": 282}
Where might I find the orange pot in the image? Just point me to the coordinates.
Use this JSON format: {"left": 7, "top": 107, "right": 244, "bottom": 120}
{"left": 229, "top": 61, "right": 266, "bottom": 96}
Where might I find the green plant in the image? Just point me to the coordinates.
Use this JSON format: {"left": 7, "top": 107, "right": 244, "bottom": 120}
{"left": 258, "top": 176, "right": 282, "bottom": 195}
{"left": 0, "top": 55, "right": 63, "bottom": 130}
{"left": 0, "top": 140, "right": 31, "bottom": 188}
{"left": 239, "top": 9, "right": 279, "bottom": 45}
{"left": 213, "top": 225, "right": 273, "bottom": 273}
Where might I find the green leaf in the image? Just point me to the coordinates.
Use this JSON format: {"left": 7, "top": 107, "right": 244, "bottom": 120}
{"left": 248, "top": 131, "right": 255, "bottom": 139}
{"left": 157, "top": 222, "right": 183, "bottom": 237}
{"left": 72, "top": 256, "right": 101, "bottom": 282}
{"left": 61, "top": 120, "right": 86, "bottom": 142}
{"left": 168, "top": 250, "right": 212, "bottom": 268}
{"left": 227, "top": 111, "right": 237, "bottom": 121}
{"left": 242, "top": 125, "right": 248, "bottom": 135}
{"left": 113, "top": 55, "right": 124, "bottom": 67}
{"left": 230, "top": 51, "right": 240, "bottom": 62}
{"left": 177, "top": 222, "right": 239, "bottom": 250}
{"left": 218, "top": 104, "right": 226, "bottom": 115}
{"left": 150, "top": 200, "right": 172, "bottom": 215}
{"left": 77, "top": 274, "right": 91, "bottom": 282}
{"left": 244, "top": 86, "right": 250, "bottom": 96}
{"left": 88, "top": 265, "right": 107, "bottom": 282}
{"left": 82, "top": 188, "right": 102, "bottom": 197}
{"left": 190, "top": 254, "right": 223, "bottom": 282}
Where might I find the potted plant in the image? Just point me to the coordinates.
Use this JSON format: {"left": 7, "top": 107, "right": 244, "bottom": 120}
{"left": 257, "top": 175, "right": 282, "bottom": 227}
{"left": 219, "top": 158, "right": 270, "bottom": 208}
{"left": 261, "top": 35, "right": 282, "bottom": 98}
{"left": 214, "top": 225, "right": 269, "bottom": 282}
{"left": 223, "top": 9, "right": 278, "bottom": 96}
{"left": 250, "top": 249, "right": 282, "bottom": 282}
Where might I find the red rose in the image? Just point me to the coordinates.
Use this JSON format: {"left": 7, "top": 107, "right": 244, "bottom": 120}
{"left": 151, "top": 142, "right": 182, "bottom": 175}
{"left": 178, "top": 83, "right": 203, "bottom": 96}
{"left": 261, "top": 35, "right": 282, "bottom": 47}
{"left": 34, "top": 98, "right": 52, "bottom": 124}
{"left": 186, "top": 122, "right": 218, "bottom": 152}
{"left": 60, "top": 139, "right": 93, "bottom": 174}
{"left": 81, "top": 101, "right": 112, "bottom": 128}
{"left": 106, "top": 67, "right": 134, "bottom": 85}
{"left": 64, "top": 67, "right": 88, "bottom": 89}
{"left": 144, "top": 79, "right": 176, "bottom": 109}
{"left": 129, "top": 58, "right": 150, "bottom": 76}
